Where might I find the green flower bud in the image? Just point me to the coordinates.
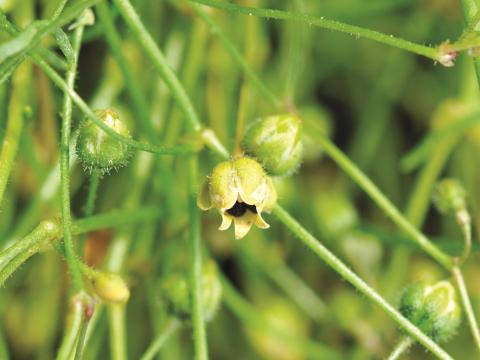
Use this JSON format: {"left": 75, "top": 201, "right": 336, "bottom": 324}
{"left": 197, "top": 157, "right": 277, "bottom": 239}
{"left": 242, "top": 114, "right": 303, "bottom": 176}
{"left": 76, "top": 108, "right": 133, "bottom": 174}
{"left": 433, "top": 179, "right": 466, "bottom": 215}
{"left": 160, "top": 260, "right": 222, "bottom": 322}
{"left": 92, "top": 272, "right": 130, "bottom": 304}
{"left": 399, "top": 281, "right": 461, "bottom": 342}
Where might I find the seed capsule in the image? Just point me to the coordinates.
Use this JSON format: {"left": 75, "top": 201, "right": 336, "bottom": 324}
{"left": 399, "top": 281, "right": 461, "bottom": 342}
{"left": 242, "top": 114, "right": 303, "bottom": 176}
{"left": 92, "top": 272, "right": 130, "bottom": 304}
{"left": 76, "top": 108, "right": 132, "bottom": 174}
{"left": 160, "top": 260, "right": 222, "bottom": 322}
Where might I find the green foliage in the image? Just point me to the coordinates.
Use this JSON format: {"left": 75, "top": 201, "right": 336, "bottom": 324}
{"left": 1, "top": 0, "right": 480, "bottom": 359}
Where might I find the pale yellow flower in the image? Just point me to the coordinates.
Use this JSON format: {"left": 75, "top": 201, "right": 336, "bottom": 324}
{"left": 198, "top": 157, "right": 277, "bottom": 239}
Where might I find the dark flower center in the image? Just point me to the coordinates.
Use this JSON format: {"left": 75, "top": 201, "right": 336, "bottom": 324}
{"left": 226, "top": 202, "right": 257, "bottom": 217}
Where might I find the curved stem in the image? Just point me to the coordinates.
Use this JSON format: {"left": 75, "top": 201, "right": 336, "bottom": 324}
{"left": 140, "top": 318, "right": 181, "bottom": 360}
{"left": 387, "top": 337, "right": 413, "bottom": 360}
{"left": 78, "top": 170, "right": 101, "bottom": 252}
{"left": 32, "top": 56, "right": 197, "bottom": 156}
{"left": 60, "top": 24, "right": 85, "bottom": 293}
{"left": 452, "top": 266, "right": 480, "bottom": 352}
{"left": 190, "top": 0, "right": 442, "bottom": 63}
{"left": 271, "top": 204, "right": 453, "bottom": 360}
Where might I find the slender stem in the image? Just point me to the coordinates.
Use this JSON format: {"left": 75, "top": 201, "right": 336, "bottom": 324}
{"left": 452, "top": 266, "right": 480, "bottom": 352}
{"left": 190, "top": 0, "right": 442, "bottom": 63}
{"left": 57, "top": 295, "right": 85, "bottom": 360}
{"left": 188, "top": 155, "right": 208, "bottom": 360}
{"left": 0, "top": 61, "right": 30, "bottom": 207}
{"left": 112, "top": 0, "right": 201, "bottom": 132}
{"left": 60, "top": 24, "right": 84, "bottom": 293}
{"left": 191, "top": 3, "right": 283, "bottom": 110}
{"left": 271, "top": 204, "right": 453, "bottom": 360}
{"left": 0, "top": 207, "right": 161, "bottom": 286}
{"left": 108, "top": 304, "right": 127, "bottom": 360}
{"left": 315, "top": 136, "right": 452, "bottom": 269}
{"left": 32, "top": 55, "right": 197, "bottom": 156}
{"left": 140, "top": 318, "right": 181, "bottom": 360}
{"left": 387, "top": 337, "right": 413, "bottom": 360}
{"left": 96, "top": 1, "right": 156, "bottom": 137}
{"left": 78, "top": 170, "right": 101, "bottom": 252}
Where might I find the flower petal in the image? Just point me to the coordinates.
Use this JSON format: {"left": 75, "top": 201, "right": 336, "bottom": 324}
{"left": 209, "top": 161, "right": 238, "bottom": 211}
{"left": 197, "top": 179, "right": 212, "bottom": 210}
{"left": 232, "top": 211, "right": 258, "bottom": 239}
{"left": 219, "top": 212, "right": 233, "bottom": 231}
{"left": 254, "top": 213, "right": 270, "bottom": 229}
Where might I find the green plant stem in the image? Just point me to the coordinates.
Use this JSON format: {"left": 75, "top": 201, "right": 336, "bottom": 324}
{"left": 387, "top": 337, "right": 413, "bottom": 360}
{"left": 384, "top": 137, "right": 456, "bottom": 296}
{"left": 112, "top": 0, "right": 200, "bottom": 131}
{"left": 57, "top": 294, "right": 86, "bottom": 360}
{"left": 0, "top": 207, "right": 161, "bottom": 286}
{"left": 460, "top": 0, "right": 480, "bottom": 84}
{"left": 190, "top": 0, "right": 442, "bottom": 63}
{"left": 188, "top": 155, "right": 208, "bottom": 360}
{"left": 220, "top": 274, "right": 343, "bottom": 359}
{"left": 271, "top": 204, "right": 453, "bottom": 360}
{"left": 0, "top": 0, "right": 101, "bottom": 81}
{"left": 0, "top": 61, "right": 31, "bottom": 207}
{"left": 452, "top": 266, "right": 480, "bottom": 352}
{"left": 140, "top": 318, "right": 181, "bottom": 360}
{"left": 60, "top": 24, "right": 85, "bottom": 294}
{"left": 315, "top": 135, "right": 453, "bottom": 269}
{"left": 95, "top": 1, "right": 155, "bottom": 137}
{"left": 78, "top": 170, "right": 101, "bottom": 252}
{"left": 191, "top": 3, "right": 283, "bottom": 109}
{"left": 32, "top": 56, "right": 197, "bottom": 156}
{"left": 108, "top": 304, "right": 127, "bottom": 360}
{"left": 111, "top": 0, "right": 228, "bottom": 158}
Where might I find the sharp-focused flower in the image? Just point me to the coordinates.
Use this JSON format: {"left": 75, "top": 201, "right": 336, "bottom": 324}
{"left": 198, "top": 157, "right": 277, "bottom": 239}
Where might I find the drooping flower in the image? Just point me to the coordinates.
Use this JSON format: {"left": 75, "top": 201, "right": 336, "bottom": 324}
{"left": 198, "top": 157, "right": 277, "bottom": 239}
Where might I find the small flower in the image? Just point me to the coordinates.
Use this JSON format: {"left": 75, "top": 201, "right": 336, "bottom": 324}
{"left": 92, "top": 272, "right": 130, "bottom": 304}
{"left": 197, "top": 157, "right": 277, "bottom": 239}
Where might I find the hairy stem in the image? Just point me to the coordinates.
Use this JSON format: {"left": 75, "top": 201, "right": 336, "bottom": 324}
{"left": 190, "top": 0, "right": 443, "bottom": 63}
{"left": 271, "top": 204, "right": 453, "bottom": 360}
{"left": 60, "top": 24, "right": 85, "bottom": 293}
{"left": 387, "top": 337, "right": 413, "bottom": 360}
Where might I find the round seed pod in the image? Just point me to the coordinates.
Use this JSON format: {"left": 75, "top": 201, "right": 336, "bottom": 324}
{"left": 160, "top": 260, "right": 222, "bottom": 322}
{"left": 433, "top": 179, "right": 466, "bottom": 215}
{"left": 399, "top": 281, "right": 461, "bottom": 342}
{"left": 92, "top": 272, "right": 130, "bottom": 304}
{"left": 242, "top": 114, "right": 303, "bottom": 177}
{"left": 76, "top": 108, "right": 132, "bottom": 174}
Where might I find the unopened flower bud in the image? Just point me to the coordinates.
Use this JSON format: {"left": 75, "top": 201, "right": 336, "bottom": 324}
{"left": 93, "top": 273, "right": 130, "bottom": 304}
{"left": 433, "top": 179, "right": 466, "bottom": 215}
{"left": 198, "top": 156, "right": 277, "bottom": 239}
{"left": 160, "top": 260, "right": 222, "bottom": 322}
{"left": 242, "top": 114, "right": 303, "bottom": 176}
{"left": 76, "top": 108, "right": 132, "bottom": 174}
{"left": 399, "top": 281, "right": 461, "bottom": 342}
